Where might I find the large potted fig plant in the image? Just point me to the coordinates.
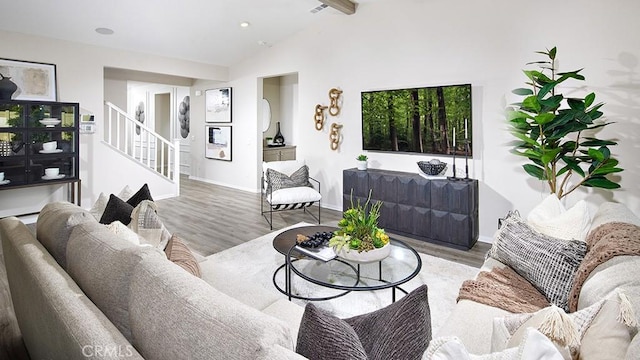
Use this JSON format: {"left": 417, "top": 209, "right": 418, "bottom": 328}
{"left": 507, "top": 47, "right": 623, "bottom": 199}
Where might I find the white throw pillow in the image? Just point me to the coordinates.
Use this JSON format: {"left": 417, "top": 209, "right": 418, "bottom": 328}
{"left": 491, "top": 292, "right": 635, "bottom": 360}
{"left": 425, "top": 328, "right": 564, "bottom": 360}
{"left": 89, "top": 192, "right": 109, "bottom": 220}
{"left": 527, "top": 194, "right": 591, "bottom": 241}
{"left": 105, "top": 221, "right": 142, "bottom": 246}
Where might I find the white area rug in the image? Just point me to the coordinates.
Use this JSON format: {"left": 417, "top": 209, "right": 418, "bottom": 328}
{"left": 206, "top": 223, "right": 480, "bottom": 334}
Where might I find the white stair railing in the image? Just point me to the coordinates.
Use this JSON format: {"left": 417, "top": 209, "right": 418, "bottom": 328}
{"left": 104, "top": 101, "right": 180, "bottom": 184}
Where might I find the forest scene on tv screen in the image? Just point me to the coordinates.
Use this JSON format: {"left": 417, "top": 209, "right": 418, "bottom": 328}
{"left": 361, "top": 84, "right": 472, "bottom": 156}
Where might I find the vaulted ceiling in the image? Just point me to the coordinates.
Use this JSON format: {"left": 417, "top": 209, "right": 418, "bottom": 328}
{"left": 1, "top": 0, "right": 372, "bottom": 67}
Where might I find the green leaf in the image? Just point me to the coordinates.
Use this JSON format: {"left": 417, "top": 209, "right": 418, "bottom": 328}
{"left": 588, "top": 148, "right": 605, "bottom": 162}
{"left": 593, "top": 167, "right": 623, "bottom": 176}
{"left": 512, "top": 131, "right": 538, "bottom": 146}
{"left": 541, "top": 148, "right": 562, "bottom": 165}
{"left": 512, "top": 88, "right": 534, "bottom": 96}
{"left": 567, "top": 98, "right": 585, "bottom": 111}
{"left": 522, "top": 96, "right": 541, "bottom": 112}
{"left": 557, "top": 69, "right": 585, "bottom": 81}
{"left": 583, "top": 177, "right": 620, "bottom": 189}
{"left": 561, "top": 156, "right": 585, "bottom": 177}
{"left": 523, "top": 164, "right": 546, "bottom": 180}
{"left": 584, "top": 92, "right": 595, "bottom": 108}
{"left": 548, "top": 47, "right": 557, "bottom": 60}
{"left": 506, "top": 110, "right": 533, "bottom": 121}
{"left": 534, "top": 113, "right": 555, "bottom": 125}
{"left": 538, "top": 95, "right": 563, "bottom": 110}
{"left": 522, "top": 149, "right": 542, "bottom": 160}
{"left": 537, "top": 82, "right": 556, "bottom": 99}
{"left": 580, "top": 138, "right": 617, "bottom": 147}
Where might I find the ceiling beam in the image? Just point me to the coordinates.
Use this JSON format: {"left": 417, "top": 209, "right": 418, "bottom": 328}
{"left": 318, "top": 0, "right": 356, "bottom": 15}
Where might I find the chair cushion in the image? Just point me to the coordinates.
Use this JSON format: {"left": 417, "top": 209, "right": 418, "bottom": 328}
{"left": 268, "top": 186, "right": 321, "bottom": 206}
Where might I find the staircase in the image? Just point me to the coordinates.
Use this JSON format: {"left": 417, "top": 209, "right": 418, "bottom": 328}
{"left": 104, "top": 101, "right": 180, "bottom": 191}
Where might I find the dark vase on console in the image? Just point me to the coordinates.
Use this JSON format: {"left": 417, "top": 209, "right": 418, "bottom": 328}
{"left": 0, "top": 73, "right": 18, "bottom": 100}
{"left": 274, "top": 122, "right": 285, "bottom": 145}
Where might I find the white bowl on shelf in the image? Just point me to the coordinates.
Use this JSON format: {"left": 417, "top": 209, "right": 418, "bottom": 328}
{"left": 40, "top": 118, "right": 61, "bottom": 127}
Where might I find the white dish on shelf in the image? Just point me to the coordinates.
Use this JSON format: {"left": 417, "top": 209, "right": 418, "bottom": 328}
{"left": 39, "top": 149, "right": 63, "bottom": 154}
{"left": 42, "top": 174, "right": 65, "bottom": 180}
{"left": 40, "top": 118, "right": 61, "bottom": 127}
{"left": 0, "top": 179, "right": 10, "bottom": 185}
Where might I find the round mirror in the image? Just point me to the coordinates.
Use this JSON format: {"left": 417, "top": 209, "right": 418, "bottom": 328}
{"left": 262, "top": 98, "right": 271, "bottom": 132}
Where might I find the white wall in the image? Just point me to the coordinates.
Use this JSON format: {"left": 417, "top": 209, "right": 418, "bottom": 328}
{"left": 223, "top": 0, "right": 640, "bottom": 241}
{"left": 2, "top": 0, "right": 638, "bottom": 243}
{"left": 0, "top": 30, "right": 227, "bottom": 217}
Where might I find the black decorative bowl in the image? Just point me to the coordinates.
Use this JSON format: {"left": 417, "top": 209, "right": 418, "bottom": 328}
{"left": 417, "top": 161, "right": 447, "bottom": 176}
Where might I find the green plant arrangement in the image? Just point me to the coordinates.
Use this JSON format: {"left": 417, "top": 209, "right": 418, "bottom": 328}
{"left": 507, "top": 47, "right": 623, "bottom": 199}
{"left": 356, "top": 154, "right": 368, "bottom": 161}
{"left": 329, "top": 190, "right": 390, "bottom": 253}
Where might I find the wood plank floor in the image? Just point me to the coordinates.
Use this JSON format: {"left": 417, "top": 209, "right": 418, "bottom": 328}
{"left": 0, "top": 174, "right": 490, "bottom": 357}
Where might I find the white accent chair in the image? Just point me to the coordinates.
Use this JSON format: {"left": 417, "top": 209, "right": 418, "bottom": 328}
{"left": 261, "top": 160, "right": 322, "bottom": 229}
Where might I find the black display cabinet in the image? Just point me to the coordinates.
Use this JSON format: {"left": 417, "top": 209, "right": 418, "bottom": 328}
{"left": 0, "top": 100, "right": 81, "bottom": 209}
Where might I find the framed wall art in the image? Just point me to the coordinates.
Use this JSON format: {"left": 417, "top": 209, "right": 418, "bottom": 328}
{"left": 205, "top": 87, "right": 232, "bottom": 123}
{"left": 205, "top": 125, "right": 232, "bottom": 161}
{"left": 0, "top": 58, "right": 57, "bottom": 101}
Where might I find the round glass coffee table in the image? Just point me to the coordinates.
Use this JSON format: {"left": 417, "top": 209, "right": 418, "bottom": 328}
{"left": 272, "top": 225, "right": 422, "bottom": 302}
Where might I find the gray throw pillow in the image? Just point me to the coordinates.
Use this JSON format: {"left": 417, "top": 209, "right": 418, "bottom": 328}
{"left": 267, "top": 165, "right": 311, "bottom": 192}
{"left": 126, "top": 183, "right": 154, "bottom": 207}
{"left": 296, "top": 304, "right": 368, "bottom": 360}
{"left": 296, "top": 285, "right": 431, "bottom": 360}
{"left": 489, "top": 214, "right": 587, "bottom": 312}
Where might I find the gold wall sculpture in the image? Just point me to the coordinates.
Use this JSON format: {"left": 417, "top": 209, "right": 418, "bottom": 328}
{"left": 329, "top": 123, "right": 343, "bottom": 151}
{"left": 314, "top": 104, "right": 327, "bottom": 131}
{"left": 328, "top": 88, "right": 342, "bottom": 116}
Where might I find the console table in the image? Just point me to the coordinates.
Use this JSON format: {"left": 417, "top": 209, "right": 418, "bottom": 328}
{"left": 343, "top": 168, "right": 479, "bottom": 249}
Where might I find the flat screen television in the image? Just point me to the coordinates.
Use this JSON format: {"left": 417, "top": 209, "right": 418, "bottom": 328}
{"left": 361, "top": 83, "right": 472, "bottom": 157}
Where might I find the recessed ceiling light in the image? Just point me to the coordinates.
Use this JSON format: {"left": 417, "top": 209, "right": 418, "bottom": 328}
{"left": 257, "top": 40, "right": 267, "bottom": 46}
{"left": 240, "top": 22, "right": 250, "bottom": 28}
{"left": 95, "top": 27, "right": 114, "bottom": 35}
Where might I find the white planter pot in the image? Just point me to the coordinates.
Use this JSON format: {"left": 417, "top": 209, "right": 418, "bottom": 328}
{"left": 336, "top": 243, "right": 391, "bottom": 263}
{"left": 356, "top": 160, "right": 367, "bottom": 170}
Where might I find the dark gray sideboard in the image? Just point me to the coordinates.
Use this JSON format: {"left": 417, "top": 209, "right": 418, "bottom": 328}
{"left": 343, "top": 168, "right": 479, "bottom": 249}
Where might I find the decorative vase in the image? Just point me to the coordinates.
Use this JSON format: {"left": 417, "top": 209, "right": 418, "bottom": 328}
{"left": 0, "top": 73, "right": 18, "bottom": 100}
{"left": 356, "top": 160, "right": 367, "bottom": 171}
{"left": 336, "top": 243, "right": 391, "bottom": 264}
{"left": 273, "top": 122, "right": 285, "bottom": 145}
